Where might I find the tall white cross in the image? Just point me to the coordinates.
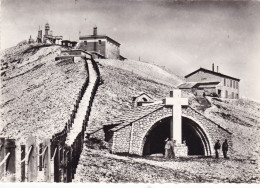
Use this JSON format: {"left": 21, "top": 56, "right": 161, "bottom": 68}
{"left": 164, "top": 89, "right": 188, "bottom": 144}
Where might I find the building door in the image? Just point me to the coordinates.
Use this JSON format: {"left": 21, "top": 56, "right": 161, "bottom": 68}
{"left": 217, "top": 90, "right": 221, "bottom": 97}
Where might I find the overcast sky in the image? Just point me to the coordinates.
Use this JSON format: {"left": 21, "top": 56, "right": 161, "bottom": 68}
{"left": 1, "top": 0, "right": 260, "bottom": 101}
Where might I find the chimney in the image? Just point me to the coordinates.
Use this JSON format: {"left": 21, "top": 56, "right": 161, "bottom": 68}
{"left": 212, "top": 63, "right": 214, "bottom": 72}
{"left": 217, "top": 66, "right": 219, "bottom": 73}
{"left": 93, "top": 26, "right": 97, "bottom": 35}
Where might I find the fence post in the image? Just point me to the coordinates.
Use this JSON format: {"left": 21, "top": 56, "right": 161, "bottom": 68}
{"left": 15, "top": 142, "right": 21, "bottom": 182}
{"left": 27, "top": 136, "right": 37, "bottom": 182}
{"left": 50, "top": 141, "right": 56, "bottom": 182}
{"left": 43, "top": 138, "right": 51, "bottom": 182}
{"left": 54, "top": 142, "right": 60, "bottom": 182}
{"left": 63, "top": 147, "right": 68, "bottom": 182}
{"left": 21, "top": 145, "right": 25, "bottom": 182}
{"left": 0, "top": 138, "right": 5, "bottom": 179}
{"left": 81, "top": 132, "right": 84, "bottom": 151}
{"left": 67, "top": 147, "right": 72, "bottom": 182}
{"left": 5, "top": 139, "right": 16, "bottom": 182}
{"left": 39, "top": 143, "right": 43, "bottom": 172}
{"left": 59, "top": 146, "right": 64, "bottom": 182}
{"left": 71, "top": 143, "right": 75, "bottom": 179}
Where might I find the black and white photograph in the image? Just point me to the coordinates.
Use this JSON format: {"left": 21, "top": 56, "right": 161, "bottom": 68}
{"left": 0, "top": 0, "right": 260, "bottom": 184}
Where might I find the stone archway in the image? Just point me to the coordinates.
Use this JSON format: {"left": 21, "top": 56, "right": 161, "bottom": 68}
{"left": 182, "top": 116, "right": 211, "bottom": 156}
{"left": 143, "top": 117, "right": 171, "bottom": 155}
{"left": 142, "top": 115, "right": 211, "bottom": 156}
{"left": 109, "top": 106, "right": 231, "bottom": 156}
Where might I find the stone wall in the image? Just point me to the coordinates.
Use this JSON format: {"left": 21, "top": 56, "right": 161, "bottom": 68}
{"left": 106, "top": 41, "right": 120, "bottom": 59}
{"left": 110, "top": 106, "right": 232, "bottom": 156}
{"left": 111, "top": 125, "right": 131, "bottom": 154}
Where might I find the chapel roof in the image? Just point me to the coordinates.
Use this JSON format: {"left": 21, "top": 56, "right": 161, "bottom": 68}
{"left": 103, "top": 102, "right": 232, "bottom": 134}
{"left": 104, "top": 103, "right": 164, "bottom": 131}
{"left": 132, "top": 92, "right": 153, "bottom": 100}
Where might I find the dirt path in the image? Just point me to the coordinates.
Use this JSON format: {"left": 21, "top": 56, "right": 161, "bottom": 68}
{"left": 74, "top": 147, "right": 260, "bottom": 183}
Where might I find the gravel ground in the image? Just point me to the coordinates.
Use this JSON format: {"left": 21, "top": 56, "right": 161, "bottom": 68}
{"left": 74, "top": 147, "right": 260, "bottom": 183}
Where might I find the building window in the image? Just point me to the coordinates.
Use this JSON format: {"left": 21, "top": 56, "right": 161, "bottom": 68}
{"left": 230, "top": 79, "right": 232, "bottom": 88}
{"left": 231, "top": 92, "right": 234, "bottom": 99}
{"left": 233, "top": 80, "right": 235, "bottom": 88}
{"left": 236, "top": 93, "right": 239, "bottom": 99}
{"left": 99, "top": 40, "right": 101, "bottom": 44}
{"left": 84, "top": 41, "right": 87, "bottom": 45}
{"left": 224, "top": 78, "right": 226, "bottom": 86}
{"left": 225, "top": 91, "right": 228, "bottom": 98}
{"left": 236, "top": 82, "right": 239, "bottom": 89}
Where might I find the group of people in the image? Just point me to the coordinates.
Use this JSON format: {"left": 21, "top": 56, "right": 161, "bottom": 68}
{"left": 164, "top": 138, "right": 229, "bottom": 159}
{"left": 214, "top": 139, "right": 229, "bottom": 159}
{"left": 164, "top": 138, "right": 176, "bottom": 159}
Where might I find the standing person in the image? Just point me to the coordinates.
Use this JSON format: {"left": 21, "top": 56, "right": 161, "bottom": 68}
{"left": 222, "top": 139, "right": 229, "bottom": 159}
{"left": 214, "top": 140, "right": 221, "bottom": 159}
{"left": 170, "top": 139, "right": 176, "bottom": 159}
{"left": 164, "top": 138, "right": 171, "bottom": 159}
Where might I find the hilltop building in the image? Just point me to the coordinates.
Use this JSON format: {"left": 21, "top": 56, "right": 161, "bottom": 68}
{"left": 178, "top": 64, "right": 240, "bottom": 99}
{"left": 78, "top": 26, "right": 122, "bottom": 59}
{"left": 37, "top": 23, "right": 63, "bottom": 45}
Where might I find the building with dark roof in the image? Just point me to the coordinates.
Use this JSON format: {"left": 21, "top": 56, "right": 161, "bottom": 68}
{"left": 182, "top": 64, "right": 240, "bottom": 99}
{"left": 78, "top": 26, "right": 121, "bottom": 59}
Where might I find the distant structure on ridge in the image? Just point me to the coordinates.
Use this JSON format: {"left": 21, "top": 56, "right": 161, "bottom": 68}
{"left": 178, "top": 64, "right": 240, "bottom": 99}
{"left": 78, "top": 26, "right": 125, "bottom": 60}
{"left": 35, "top": 23, "right": 77, "bottom": 47}
{"left": 37, "top": 23, "right": 62, "bottom": 44}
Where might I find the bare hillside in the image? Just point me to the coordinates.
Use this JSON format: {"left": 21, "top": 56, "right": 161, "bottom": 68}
{"left": 205, "top": 97, "right": 260, "bottom": 160}
{"left": 98, "top": 59, "right": 184, "bottom": 87}
{"left": 86, "top": 59, "right": 195, "bottom": 137}
{"left": 0, "top": 44, "right": 87, "bottom": 143}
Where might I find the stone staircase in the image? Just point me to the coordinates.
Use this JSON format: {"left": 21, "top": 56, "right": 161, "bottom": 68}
{"left": 65, "top": 59, "right": 98, "bottom": 146}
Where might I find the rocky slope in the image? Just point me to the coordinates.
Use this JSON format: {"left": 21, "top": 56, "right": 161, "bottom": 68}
{"left": 0, "top": 44, "right": 87, "bottom": 143}
{"left": 85, "top": 59, "right": 195, "bottom": 138}
{"left": 205, "top": 97, "right": 260, "bottom": 160}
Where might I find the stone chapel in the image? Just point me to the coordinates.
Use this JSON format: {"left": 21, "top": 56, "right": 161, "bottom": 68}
{"left": 103, "top": 90, "right": 232, "bottom": 157}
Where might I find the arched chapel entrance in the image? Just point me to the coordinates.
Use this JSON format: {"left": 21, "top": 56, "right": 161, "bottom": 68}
{"left": 143, "top": 116, "right": 210, "bottom": 156}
